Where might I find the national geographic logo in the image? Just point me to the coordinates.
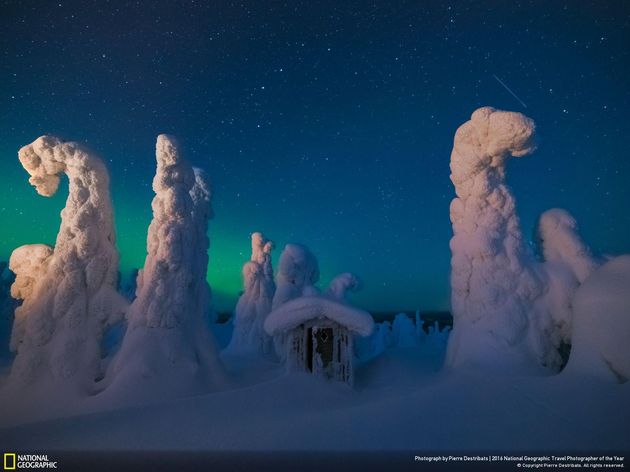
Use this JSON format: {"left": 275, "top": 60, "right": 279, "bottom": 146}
{"left": 3, "top": 454, "right": 58, "bottom": 469}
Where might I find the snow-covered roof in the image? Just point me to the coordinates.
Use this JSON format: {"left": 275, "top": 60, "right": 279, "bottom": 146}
{"left": 264, "top": 296, "right": 374, "bottom": 337}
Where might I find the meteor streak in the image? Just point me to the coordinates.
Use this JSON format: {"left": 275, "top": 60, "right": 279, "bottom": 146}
{"left": 493, "top": 74, "right": 528, "bottom": 108}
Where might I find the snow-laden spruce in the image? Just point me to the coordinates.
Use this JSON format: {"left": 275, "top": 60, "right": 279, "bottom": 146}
{"left": 226, "top": 232, "right": 276, "bottom": 354}
{"left": 269, "top": 243, "right": 320, "bottom": 357}
{"left": 532, "top": 208, "right": 600, "bottom": 356}
{"left": 107, "top": 135, "right": 223, "bottom": 401}
{"left": 326, "top": 272, "right": 362, "bottom": 300}
{"left": 272, "top": 243, "right": 320, "bottom": 309}
{"left": 536, "top": 208, "right": 599, "bottom": 284}
{"left": 6, "top": 136, "right": 126, "bottom": 397}
{"left": 446, "top": 107, "right": 544, "bottom": 371}
{"left": 190, "top": 167, "right": 216, "bottom": 324}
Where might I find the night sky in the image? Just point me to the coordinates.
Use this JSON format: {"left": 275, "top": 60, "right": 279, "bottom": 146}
{"left": 1, "top": 1, "right": 629, "bottom": 313}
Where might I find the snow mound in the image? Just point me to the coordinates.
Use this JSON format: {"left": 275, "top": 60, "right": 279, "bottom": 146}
{"left": 264, "top": 296, "right": 374, "bottom": 337}
{"left": 565, "top": 255, "right": 630, "bottom": 382}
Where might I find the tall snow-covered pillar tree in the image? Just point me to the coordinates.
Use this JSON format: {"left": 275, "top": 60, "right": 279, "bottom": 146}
{"left": 7, "top": 136, "right": 125, "bottom": 397}
{"left": 226, "top": 232, "right": 275, "bottom": 354}
{"left": 108, "top": 135, "right": 223, "bottom": 401}
{"left": 445, "top": 107, "right": 546, "bottom": 371}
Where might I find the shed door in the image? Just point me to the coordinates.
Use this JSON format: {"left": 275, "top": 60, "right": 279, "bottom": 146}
{"left": 314, "top": 327, "right": 334, "bottom": 368}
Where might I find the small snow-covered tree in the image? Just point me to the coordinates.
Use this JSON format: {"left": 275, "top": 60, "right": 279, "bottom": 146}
{"left": 227, "top": 232, "right": 276, "bottom": 354}
{"left": 269, "top": 244, "right": 320, "bottom": 358}
{"left": 7, "top": 136, "right": 125, "bottom": 396}
{"left": 108, "top": 135, "right": 223, "bottom": 400}
{"left": 326, "top": 272, "right": 361, "bottom": 301}
{"left": 535, "top": 208, "right": 599, "bottom": 284}
{"left": 272, "top": 243, "right": 320, "bottom": 309}
{"left": 392, "top": 313, "right": 419, "bottom": 348}
{"left": 532, "top": 208, "right": 600, "bottom": 357}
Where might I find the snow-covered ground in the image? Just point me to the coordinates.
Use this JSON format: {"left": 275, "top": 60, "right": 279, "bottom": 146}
{"left": 0, "top": 321, "right": 627, "bottom": 452}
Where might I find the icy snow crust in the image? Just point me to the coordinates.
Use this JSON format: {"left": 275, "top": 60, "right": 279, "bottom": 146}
{"left": 264, "top": 296, "right": 374, "bottom": 337}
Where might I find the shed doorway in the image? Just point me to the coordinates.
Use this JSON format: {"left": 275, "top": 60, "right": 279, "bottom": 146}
{"left": 306, "top": 327, "right": 334, "bottom": 372}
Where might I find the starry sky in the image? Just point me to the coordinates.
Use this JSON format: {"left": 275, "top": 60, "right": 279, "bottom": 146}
{"left": 1, "top": 1, "right": 629, "bottom": 313}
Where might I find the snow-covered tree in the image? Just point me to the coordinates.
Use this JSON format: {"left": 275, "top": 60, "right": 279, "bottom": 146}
{"left": 391, "top": 313, "right": 419, "bottom": 348}
{"left": 446, "top": 107, "right": 546, "bottom": 371}
{"left": 326, "top": 272, "right": 361, "bottom": 301}
{"left": 226, "top": 232, "right": 276, "bottom": 354}
{"left": 7, "top": 136, "right": 125, "bottom": 396}
{"left": 268, "top": 244, "right": 320, "bottom": 359}
{"left": 0, "top": 261, "right": 17, "bottom": 362}
{"left": 190, "top": 167, "right": 216, "bottom": 324}
{"left": 272, "top": 243, "right": 320, "bottom": 309}
{"left": 532, "top": 208, "right": 600, "bottom": 356}
{"left": 535, "top": 208, "right": 599, "bottom": 284}
{"left": 108, "top": 135, "right": 223, "bottom": 401}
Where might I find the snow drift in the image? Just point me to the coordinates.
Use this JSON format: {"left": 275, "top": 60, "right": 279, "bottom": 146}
{"left": 107, "top": 135, "right": 223, "bottom": 402}
{"left": 5, "top": 136, "right": 125, "bottom": 398}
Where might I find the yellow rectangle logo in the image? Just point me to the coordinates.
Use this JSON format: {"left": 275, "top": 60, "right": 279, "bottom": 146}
{"left": 3, "top": 453, "right": 16, "bottom": 470}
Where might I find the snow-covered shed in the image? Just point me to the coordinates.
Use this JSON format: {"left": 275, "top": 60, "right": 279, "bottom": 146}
{"left": 264, "top": 296, "right": 374, "bottom": 385}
